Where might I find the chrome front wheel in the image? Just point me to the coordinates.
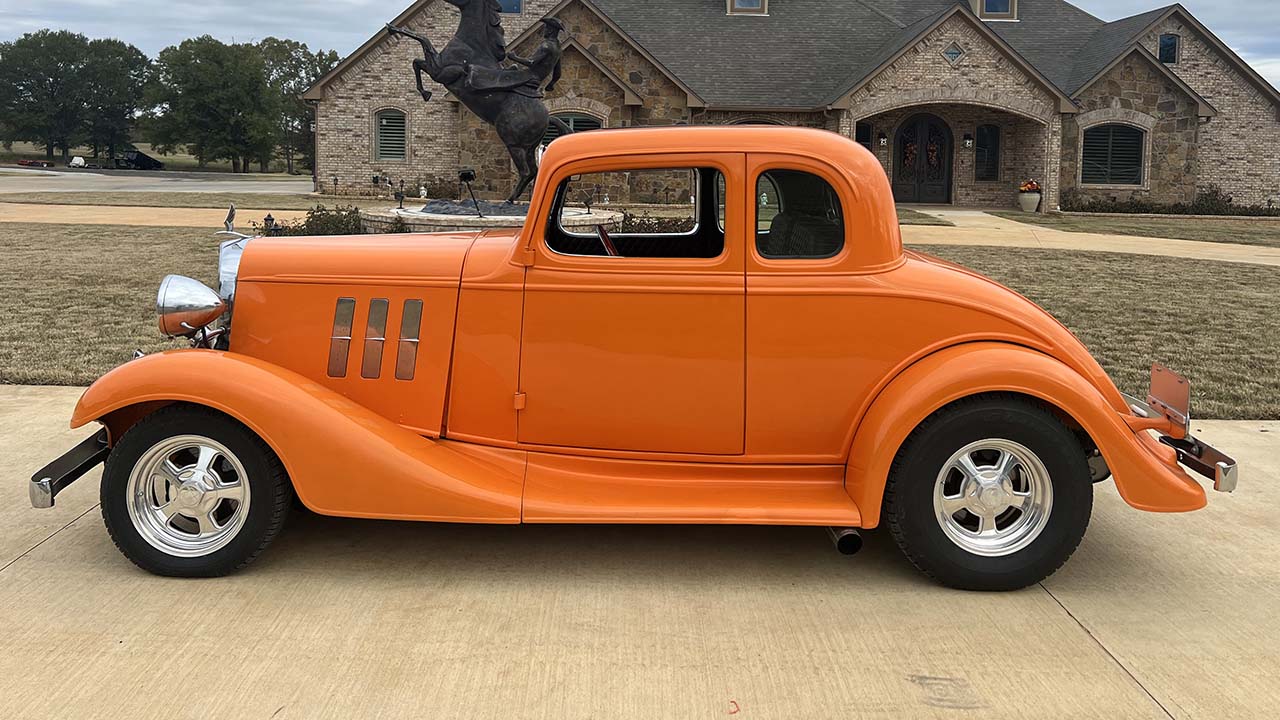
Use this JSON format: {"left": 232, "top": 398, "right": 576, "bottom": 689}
{"left": 125, "top": 435, "right": 251, "bottom": 557}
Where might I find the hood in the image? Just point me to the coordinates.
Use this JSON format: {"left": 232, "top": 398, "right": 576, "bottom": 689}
{"left": 902, "top": 249, "right": 1129, "bottom": 414}
{"left": 237, "top": 231, "right": 483, "bottom": 288}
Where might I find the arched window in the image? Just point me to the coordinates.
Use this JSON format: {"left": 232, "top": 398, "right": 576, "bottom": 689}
{"left": 975, "top": 124, "right": 1001, "bottom": 182}
{"left": 375, "top": 109, "right": 407, "bottom": 161}
{"left": 1158, "top": 34, "right": 1180, "bottom": 64}
{"left": 1081, "top": 124, "right": 1145, "bottom": 185}
{"left": 543, "top": 113, "right": 603, "bottom": 145}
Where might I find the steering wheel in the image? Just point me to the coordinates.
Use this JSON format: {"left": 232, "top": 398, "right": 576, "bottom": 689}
{"left": 595, "top": 224, "right": 620, "bottom": 257}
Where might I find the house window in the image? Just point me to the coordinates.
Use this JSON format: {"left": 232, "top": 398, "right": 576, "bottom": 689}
{"left": 980, "top": 0, "right": 1016, "bottom": 20}
{"left": 975, "top": 124, "right": 1000, "bottom": 181}
{"left": 1081, "top": 124, "right": 1145, "bottom": 185}
{"left": 855, "top": 122, "right": 873, "bottom": 151}
{"left": 375, "top": 109, "right": 407, "bottom": 161}
{"left": 728, "top": 0, "right": 767, "bottom": 15}
{"left": 1159, "top": 34, "right": 1180, "bottom": 64}
{"left": 498, "top": 0, "right": 522, "bottom": 13}
{"left": 543, "top": 112, "right": 603, "bottom": 145}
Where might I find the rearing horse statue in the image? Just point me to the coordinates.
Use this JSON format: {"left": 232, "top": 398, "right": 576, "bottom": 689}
{"left": 387, "top": 0, "right": 570, "bottom": 203}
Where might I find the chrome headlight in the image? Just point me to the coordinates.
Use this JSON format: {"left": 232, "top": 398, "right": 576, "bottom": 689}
{"left": 157, "top": 275, "right": 226, "bottom": 338}
{"left": 218, "top": 236, "right": 250, "bottom": 301}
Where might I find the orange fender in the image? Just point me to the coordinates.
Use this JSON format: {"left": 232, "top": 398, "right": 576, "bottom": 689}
{"left": 72, "top": 350, "right": 524, "bottom": 523}
{"left": 845, "top": 343, "right": 1206, "bottom": 528}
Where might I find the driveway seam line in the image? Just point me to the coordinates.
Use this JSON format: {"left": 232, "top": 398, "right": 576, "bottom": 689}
{"left": 0, "top": 503, "right": 100, "bottom": 575}
{"left": 1039, "top": 582, "right": 1175, "bottom": 719}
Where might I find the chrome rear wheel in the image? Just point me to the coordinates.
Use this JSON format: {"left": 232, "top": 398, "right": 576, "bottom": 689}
{"left": 933, "top": 439, "right": 1053, "bottom": 557}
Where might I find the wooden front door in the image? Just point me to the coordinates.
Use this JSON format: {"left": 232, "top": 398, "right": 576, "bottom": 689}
{"left": 892, "top": 114, "right": 952, "bottom": 204}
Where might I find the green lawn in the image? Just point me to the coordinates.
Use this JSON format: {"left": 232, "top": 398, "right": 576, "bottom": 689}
{"left": 2, "top": 222, "right": 1273, "bottom": 419}
{"left": 897, "top": 207, "right": 952, "bottom": 226}
{"left": 989, "top": 210, "right": 1280, "bottom": 249}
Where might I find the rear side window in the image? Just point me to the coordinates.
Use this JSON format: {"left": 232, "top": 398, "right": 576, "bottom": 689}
{"left": 754, "top": 170, "right": 845, "bottom": 259}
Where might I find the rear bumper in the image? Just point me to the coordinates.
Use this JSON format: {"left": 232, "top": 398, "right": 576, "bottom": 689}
{"left": 30, "top": 429, "right": 110, "bottom": 509}
{"left": 1159, "top": 435, "right": 1238, "bottom": 493}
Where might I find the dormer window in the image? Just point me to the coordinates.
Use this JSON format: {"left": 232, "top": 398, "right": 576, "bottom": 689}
{"left": 728, "top": 0, "right": 767, "bottom": 15}
{"left": 978, "top": 0, "right": 1017, "bottom": 20}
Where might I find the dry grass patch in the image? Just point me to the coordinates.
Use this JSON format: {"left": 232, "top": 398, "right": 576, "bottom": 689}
{"left": 897, "top": 207, "right": 953, "bottom": 226}
{"left": 0, "top": 192, "right": 386, "bottom": 212}
{"left": 1, "top": 223, "right": 1273, "bottom": 419}
{"left": 989, "top": 211, "right": 1280, "bottom": 249}
{"left": 919, "top": 244, "right": 1280, "bottom": 420}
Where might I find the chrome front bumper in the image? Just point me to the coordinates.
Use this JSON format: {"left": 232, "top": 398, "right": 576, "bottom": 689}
{"left": 30, "top": 429, "right": 110, "bottom": 508}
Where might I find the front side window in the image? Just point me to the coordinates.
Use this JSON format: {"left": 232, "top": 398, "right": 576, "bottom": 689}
{"left": 498, "top": 0, "right": 522, "bottom": 13}
{"left": 375, "top": 109, "right": 407, "bottom": 161}
{"left": 1081, "top": 124, "right": 1145, "bottom": 185}
{"left": 1159, "top": 34, "right": 1180, "bottom": 64}
{"left": 755, "top": 170, "right": 845, "bottom": 259}
{"left": 975, "top": 124, "right": 1001, "bottom": 182}
{"left": 548, "top": 167, "right": 725, "bottom": 259}
{"left": 729, "top": 0, "right": 767, "bottom": 15}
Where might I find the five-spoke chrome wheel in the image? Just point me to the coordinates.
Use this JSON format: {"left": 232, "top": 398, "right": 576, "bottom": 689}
{"left": 933, "top": 438, "right": 1053, "bottom": 557}
{"left": 125, "top": 435, "right": 251, "bottom": 557}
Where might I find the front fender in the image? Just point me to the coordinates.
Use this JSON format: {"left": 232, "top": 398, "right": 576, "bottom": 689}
{"left": 73, "top": 350, "right": 523, "bottom": 523}
{"left": 845, "top": 343, "right": 1206, "bottom": 528}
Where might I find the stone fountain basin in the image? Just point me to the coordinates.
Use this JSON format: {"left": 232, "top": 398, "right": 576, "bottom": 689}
{"left": 361, "top": 201, "right": 622, "bottom": 234}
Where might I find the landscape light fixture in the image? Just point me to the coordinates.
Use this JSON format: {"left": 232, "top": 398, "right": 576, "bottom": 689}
{"left": 459, "top": 167, "right": 483, "bottom": 218}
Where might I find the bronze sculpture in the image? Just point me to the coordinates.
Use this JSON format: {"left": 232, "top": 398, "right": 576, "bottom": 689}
{"left": 387, "top": 2, "right": 569, "bottom": 203}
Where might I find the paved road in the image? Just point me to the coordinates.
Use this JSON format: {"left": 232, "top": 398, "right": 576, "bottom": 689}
{"left": 0, "top": 167, "right": 314, "bottom": 194}
{"left": 1, "top": 386, "right": 1275, "bottom": 718}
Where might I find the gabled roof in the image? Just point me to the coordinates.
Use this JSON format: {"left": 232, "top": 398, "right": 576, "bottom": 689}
{"left": 1074, "top": 44, "right": 1217, "bottom": 117}
{"left": 1064, "top": 5, "right": 1176, "bottom": 95}
{"left": 302, "top": 0, "right": 433, "bottom": 101}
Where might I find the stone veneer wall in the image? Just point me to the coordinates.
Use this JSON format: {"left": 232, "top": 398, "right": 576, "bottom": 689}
{"left": 841, "top": 15, "right": 1061, "bottom": 209}
{"left": 313, "top": 0, "right": 562, "bottom": 196}
{"left": 859, "top": 105, "right": 1047, "bottom": 209}
{"left": 1059, "top": 54, "right": 1201, "bottom": 206}
{"left": 1139, "top": 16, "right": 1280, "bottom": 205}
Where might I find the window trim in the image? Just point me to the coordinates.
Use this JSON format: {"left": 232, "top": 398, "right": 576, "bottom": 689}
{"left": 372, "top": 107, "right": 408, "bottom": 162}
{"left": 974, "top": 123, "right": 1002, "bottom": 183}
{"left": 553, "top": 168, "right": 706, "bottom": 243}
{"left": 727, "top": 0, "right": 768, "bottom": 16}
{"left": 1078, "top": 122, "right": 1149, "bottom": 189}
{"left": 978, "top": 0, "right": 1017, "bottom": 21}
{"left": 1158, "top": 33, "right": 1181, "bottom": 64}
{"left": 751, "top": 166, "right": 848, "bottom": 262}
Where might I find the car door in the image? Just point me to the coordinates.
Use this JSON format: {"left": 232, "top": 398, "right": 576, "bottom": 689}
{"left": 517, "top": 153, "right": 747, "bottom": 455}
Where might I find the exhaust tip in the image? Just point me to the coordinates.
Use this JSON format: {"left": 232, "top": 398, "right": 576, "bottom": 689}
{"left": 827, "top": 527, "right": 863, "bottom": 556}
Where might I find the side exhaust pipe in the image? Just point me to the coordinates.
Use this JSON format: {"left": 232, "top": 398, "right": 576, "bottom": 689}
{"left": 827, "top": 527, "right": 863, "bottom": 555}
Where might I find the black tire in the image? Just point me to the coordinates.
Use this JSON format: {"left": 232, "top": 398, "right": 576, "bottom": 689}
{"left": 883, "top": 395, "right": 1092, "bottom": 591}
{"left": 101, "top": 405, "right": 292, "bottom": 577}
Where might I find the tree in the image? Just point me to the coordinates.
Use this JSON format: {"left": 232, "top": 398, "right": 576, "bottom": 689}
{"left": 149, "top": 36, "right": 276, "bottom": 172}
{"left": 82, "top": 39, "right": 150, "bottom": 160}
{"left": 257, "top": 37, "right": 338, "bottom": 174}
{"left": 0, "top": 30, "right": 92, "bottom": 161}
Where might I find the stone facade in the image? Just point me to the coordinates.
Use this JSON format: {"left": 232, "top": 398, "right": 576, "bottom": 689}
{"left": 1138, "top": 18, "right": 1280, "bottom": 205}
{"left": 311, "top": 2, "right": 1279, "bottom": 211}
{"left": 1059, "top": 54, "right": 1201, "bottom": 205}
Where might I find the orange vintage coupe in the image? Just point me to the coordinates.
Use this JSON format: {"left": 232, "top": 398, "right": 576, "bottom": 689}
{"left": 31, "top": 127, "right": 1236, "bottom": 590}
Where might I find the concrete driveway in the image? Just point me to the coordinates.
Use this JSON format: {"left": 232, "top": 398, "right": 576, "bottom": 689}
{"left": 1, "top": 386, "right": 1275, "bottom": 719}
{"left": 0, "top": 167, "right": 314, "bottom": 194}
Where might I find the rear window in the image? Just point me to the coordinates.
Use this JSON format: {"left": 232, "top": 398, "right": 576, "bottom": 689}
{"left": 754, "top": 170, "right": 845, "bottom": 259}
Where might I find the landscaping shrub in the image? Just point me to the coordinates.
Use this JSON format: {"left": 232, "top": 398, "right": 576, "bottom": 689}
{"left": 1061, "top": 185, "right": 1279, "bottom": 216}
{"left": 618, "top": 211, "right": 696, "bottom": 234}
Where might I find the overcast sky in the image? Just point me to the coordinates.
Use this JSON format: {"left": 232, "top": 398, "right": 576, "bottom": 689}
{"left": 1, "top": 0, "right": 1277, "bottom": 87}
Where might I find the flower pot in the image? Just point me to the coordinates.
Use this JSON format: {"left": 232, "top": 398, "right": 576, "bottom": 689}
{"left": 1018, "top": 192, "right": 1042, "bottom": 213}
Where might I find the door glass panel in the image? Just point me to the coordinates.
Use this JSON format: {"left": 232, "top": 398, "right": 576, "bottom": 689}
{"left": 925, "top": 122, "right": 946, "bottom": 182}
{"left": 897, "top": 124, "right": 918, "bottom": 183}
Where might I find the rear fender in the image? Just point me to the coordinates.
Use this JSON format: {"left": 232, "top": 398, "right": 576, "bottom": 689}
{"left": 845, "top": 343, "right": 1206, "bottom": 528}
{"left": 73, "top": 350, "right": 523, "bottom": 523}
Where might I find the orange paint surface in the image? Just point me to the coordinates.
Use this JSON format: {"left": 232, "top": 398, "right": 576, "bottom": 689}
{"left": 71, "top": 126, "right": 1214, "bottom": 525}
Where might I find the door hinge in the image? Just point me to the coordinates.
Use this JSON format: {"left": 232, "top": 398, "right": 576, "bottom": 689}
{"left": 514, "top": 392, "right": 527, "bottom": 411}
{"left": 518, "top": 246, "right": 536, "bottom": 267}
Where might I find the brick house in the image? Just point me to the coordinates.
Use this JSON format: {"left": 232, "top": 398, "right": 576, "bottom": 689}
{"left": 303, "top": 0, "right": 1280, "bottom": 210}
